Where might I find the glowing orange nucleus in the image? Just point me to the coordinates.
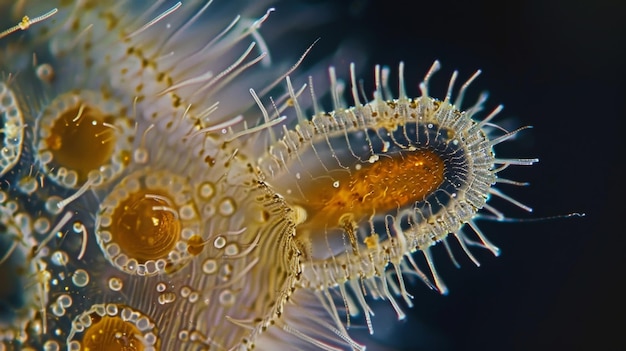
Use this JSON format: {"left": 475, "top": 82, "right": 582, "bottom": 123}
{"left": 301, "top": 149, "right": 445, "bottom": 231}
{"left": 110, "top": 190, "right": 181, "bottom": 263}
{"left": 45, "top": 104, "right": 116, "bottom": 183}
{"left": 82, "top": 315, "right": 144, "bottom": 351}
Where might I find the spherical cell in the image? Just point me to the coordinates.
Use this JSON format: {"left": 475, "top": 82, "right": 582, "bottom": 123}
{"left": 66, "top": 304, "right": 160, "bottom": 351}
{"left": 95, "top": 170, "right": 201, "bottom": 276}
{"left": 35, "top": 91, "right": 134, "bottom": 188}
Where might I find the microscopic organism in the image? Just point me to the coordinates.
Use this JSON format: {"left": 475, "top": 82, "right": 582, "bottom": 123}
{"left": 1, "top": 1, "right": 552, "bottom": 350}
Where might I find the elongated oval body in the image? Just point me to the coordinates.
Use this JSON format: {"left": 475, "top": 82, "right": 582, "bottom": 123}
{"left": 251, "top": 62, "right": 535, "bottom": 349}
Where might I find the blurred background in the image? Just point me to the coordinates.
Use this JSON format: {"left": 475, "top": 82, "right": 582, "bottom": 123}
{"left": 278, "top": 0, "right": 625, "bottom": 350}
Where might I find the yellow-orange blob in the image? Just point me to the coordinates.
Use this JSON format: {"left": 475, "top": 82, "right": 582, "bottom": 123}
{"left": 45, "top": 104, "right": 116, "bottom": 183}
{"left": 186, "top": 234, "right": 204, "bottom": 256}
{"left": 110, "top": 191, "right": 180, "bottom": 263}
{"left": 82, "top": 315, "right": 144, "bottom": 351}
{"left": 301, "top": 149, "right": 445, "bottom": 231}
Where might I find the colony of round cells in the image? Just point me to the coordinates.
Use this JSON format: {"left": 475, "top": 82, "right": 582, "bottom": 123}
{"left": 1, "top": 1, "right": 539, "bottom": 350}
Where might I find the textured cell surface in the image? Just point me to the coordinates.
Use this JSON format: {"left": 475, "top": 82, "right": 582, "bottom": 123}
{"left": 0, "top": 1, "right": 540, "bottom": 350}
{"left": 36, "top": 90, "right": 134, "bottom": 188}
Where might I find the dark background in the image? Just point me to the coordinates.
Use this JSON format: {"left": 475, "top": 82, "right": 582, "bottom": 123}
{"left": 280, "top": 0, "right": 625, "bottom": 350}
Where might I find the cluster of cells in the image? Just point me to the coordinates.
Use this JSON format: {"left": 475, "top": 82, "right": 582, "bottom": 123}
{"left": 0, "top": 1, "right": 538, "bottom": 350}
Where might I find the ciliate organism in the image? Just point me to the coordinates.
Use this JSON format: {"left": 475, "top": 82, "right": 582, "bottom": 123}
{"left": 1, "top": 1, "right": 563, "bottom": 350}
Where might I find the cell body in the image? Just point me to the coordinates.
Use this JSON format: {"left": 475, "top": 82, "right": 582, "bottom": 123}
{"left": 1, "top": 1, "right": 539, "bottom": 351}
{"left": 260, "top": 91, "right": 497, "bottom": 265}
{"left": 251, "top": 62, "right": 535, "bottom": 349}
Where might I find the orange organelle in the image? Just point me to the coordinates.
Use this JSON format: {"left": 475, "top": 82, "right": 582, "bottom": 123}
{"left": 45, "top": 105, "right": 116, "bottom": 183}
{"left": 82, "top": 315, "right": 144, "bottom": 351}
{"left": 302, "top": 149, "right": 445, "bottom": 231}
{"left": 110, "top": 190, "right": 181, "bottom": 263}
{"left": 186, "top": 234, "right": 205, "bottom": 256}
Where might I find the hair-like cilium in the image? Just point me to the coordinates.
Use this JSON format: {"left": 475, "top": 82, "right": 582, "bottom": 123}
{"left": 1, "top": 1, "right": 537, "bottom": 350}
